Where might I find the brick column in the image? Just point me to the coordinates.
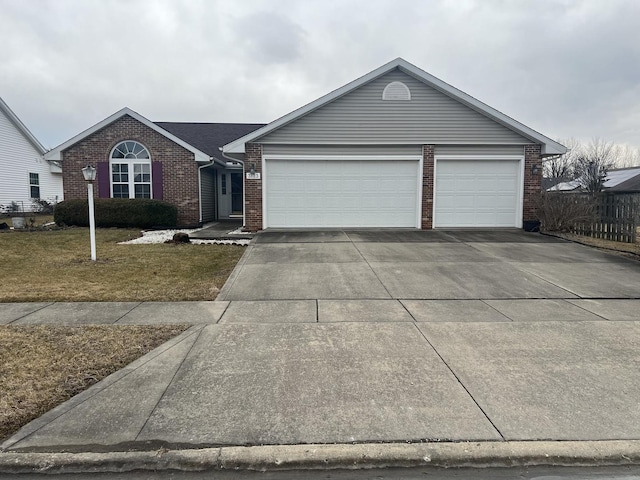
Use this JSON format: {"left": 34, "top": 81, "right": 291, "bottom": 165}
{"left": 244, "top": 143, "right": 263, "bottom": 231}
{"left": 421, "top": 145, "right": 435, "bottom": 229}
{"left": 523, "top": 144, "right": 542, "bottom": 223}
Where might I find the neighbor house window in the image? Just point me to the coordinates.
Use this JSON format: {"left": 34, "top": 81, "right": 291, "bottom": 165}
{"left": 29, "top": 173, "right": 40, "bottom": 198}
{"left": 110, "top": 141, "right": 151, "bottom": 199}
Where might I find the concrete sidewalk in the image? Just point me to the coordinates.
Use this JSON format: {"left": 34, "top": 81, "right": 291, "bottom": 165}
{"left": 3, "top": 298, "right": 640, "bottom": 325}
{"left": 3, "top": 304, "right": 640, "bottom": 448}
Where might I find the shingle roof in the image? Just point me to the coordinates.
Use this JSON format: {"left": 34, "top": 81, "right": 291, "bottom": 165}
{"left": 155, "top": 122, "right": 266, "bottom": 159}
{"left": 603, "top": 167, "right": 640, "bottom": 191}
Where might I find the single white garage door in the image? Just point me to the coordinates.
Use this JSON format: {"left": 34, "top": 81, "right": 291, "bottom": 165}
{"left": 434, "top": 159, "right": 521, "bottom": 227}
{"left": 265, "top": 159, "right": 419, "bottom": 228}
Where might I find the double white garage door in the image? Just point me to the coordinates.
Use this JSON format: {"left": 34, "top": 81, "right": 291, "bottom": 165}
{"left": 263, "top": 158, "right": 521, "bottom": 229}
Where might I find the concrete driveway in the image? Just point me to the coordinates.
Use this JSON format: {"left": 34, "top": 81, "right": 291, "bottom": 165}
{"left": 4, "top": 230, "right": 640, "bottom": 453}
{"left": 219, "top": 229, "right": 640, "bottom": 302}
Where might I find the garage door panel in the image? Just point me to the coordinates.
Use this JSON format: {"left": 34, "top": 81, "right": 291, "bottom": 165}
{"left": 435, "top": 160, "right": 520, "bottom": 228}
{"left": 266, "top": 159, "right": 419, "bottom": 228}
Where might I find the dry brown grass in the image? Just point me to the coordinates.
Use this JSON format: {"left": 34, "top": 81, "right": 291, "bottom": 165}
{"left": 0, "top": 228, "right": 245, "bottom": 302}
{"left": 0, "top": 325, "right": 189, "bottom": 442}
{"left": 550, "top": 232, "right": 640, "bottom": 257}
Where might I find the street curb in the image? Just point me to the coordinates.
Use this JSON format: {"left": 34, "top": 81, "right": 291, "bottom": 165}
{"left": 2, "top": 441, "right": 640, "bottom": 474}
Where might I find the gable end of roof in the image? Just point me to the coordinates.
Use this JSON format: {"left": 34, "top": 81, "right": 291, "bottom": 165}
{"left": 44, "top": 108, "right": 211, "bottom": 162}
{"left": 0, "top": 97, "right": 46, "bottom": 154}
{"left": 223, "top": 58, "right": 566, "bottom": 156}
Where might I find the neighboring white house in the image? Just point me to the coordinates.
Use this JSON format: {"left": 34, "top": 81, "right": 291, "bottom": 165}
{"left": 0, "top": 97, "right": 63, "bottom": 213}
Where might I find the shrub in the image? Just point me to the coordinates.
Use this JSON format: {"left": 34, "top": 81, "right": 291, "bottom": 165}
{"left": 32, "top": 198, "right": 55, "bottom": 214}
{"left": 534, "top": 191, "right": 597, "bottom": 233}
{"left": 54, "top": 199, "right": 178, "bottom": 228}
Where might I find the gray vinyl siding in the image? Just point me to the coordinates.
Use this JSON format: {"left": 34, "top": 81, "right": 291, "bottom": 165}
{"left": 258, "top": 69, "right": 532, "bottom": 145}
{"left": 262, "top": 144, "right": 422, "bottom": 156}
{"left": 200, "top": 168, "right": 216, "bottom": 222}
{"left": 435, "top": 145, "right": 525, "bottom": 156}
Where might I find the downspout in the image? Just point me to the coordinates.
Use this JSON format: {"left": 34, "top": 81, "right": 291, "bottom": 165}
{"left": 198, "top": 160, "right": 215, "bottom": 224}
{"left": 220, "top": 149, "right": 245, "bottom": 229}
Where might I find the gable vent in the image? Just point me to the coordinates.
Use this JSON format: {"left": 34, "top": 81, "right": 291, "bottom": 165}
{"left": 382, "top": 81, "right": 411, "bottom": 100}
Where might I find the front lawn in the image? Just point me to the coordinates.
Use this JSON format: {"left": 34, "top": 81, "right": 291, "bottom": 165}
{"left": 0, "top": 228, "right": 245, "bottom": 302}
{"left": 0, "top": 325, "right": 189, "bottom": 442}
{"left": 0, "top": 227, "right": 244, "bottom": 443}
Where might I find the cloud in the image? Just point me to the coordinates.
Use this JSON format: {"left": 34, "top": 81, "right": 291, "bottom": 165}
{"left": 0, "top": 0, "right": 639, "bottom": 153}
{"left": 233, "top": 11, "right": 306, "bottom": 65}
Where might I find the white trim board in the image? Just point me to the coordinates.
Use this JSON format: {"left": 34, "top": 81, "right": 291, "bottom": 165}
{"left": 262, "top": 154, "right": 422, "bottom": 161}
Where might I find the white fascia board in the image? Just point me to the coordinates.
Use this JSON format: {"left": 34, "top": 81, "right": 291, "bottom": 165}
{"left": 223, "top": 57, "right": 567, "bottom": 156}
{"left": 44, "top": 107, "right": 211, "bottom": 162}
{"left": 0, "top": 96, "right": 46, "bottom": 154}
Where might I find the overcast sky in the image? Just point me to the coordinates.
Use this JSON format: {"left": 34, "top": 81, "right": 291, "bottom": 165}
{"left": 1, "top": 0, "right": 639, "bottom": 151}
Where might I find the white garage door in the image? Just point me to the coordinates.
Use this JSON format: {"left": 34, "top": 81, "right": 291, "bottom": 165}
{"left": 265, "top": 159, "right": 419, "bottom": 228}
{"left": 434, "top": 160, "right": 521, "bottom": 227}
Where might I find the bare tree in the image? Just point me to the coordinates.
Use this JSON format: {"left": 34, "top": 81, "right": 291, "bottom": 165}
{"left": 614, "top": 144, "right": 640, "bottom": 168}
{"left": 544, "top": 138, "right": 582, "bottom": 181}
{"left": 573, "top": 138, "right": 617, "bottom": 193}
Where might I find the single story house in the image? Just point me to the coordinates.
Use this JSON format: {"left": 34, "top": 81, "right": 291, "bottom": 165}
{"left": 0, "top": 97, "right": 63, "bottom": 212}
{"left": 548, "top": 166, "right": 640, "bottom": 193}
{"left": 44, "top": 109, "right": 264, "bottom": 225}
{"left": 223, "top": 58, "right": 566, "bottom": 230}
{"left": 47, "top": 58, "right": 565, "bottom": 229}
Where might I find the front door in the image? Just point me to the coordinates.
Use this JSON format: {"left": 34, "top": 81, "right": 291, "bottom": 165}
{"left": 230, "top": 172, "right": 243, "bottom": 215}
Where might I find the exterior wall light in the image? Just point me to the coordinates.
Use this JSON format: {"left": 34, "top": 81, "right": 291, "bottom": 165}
{"left": 249, "top": 163, "right": 256, "bottom": 175}
{"left": 531, "top": 164, "right": 539, "bottom": 176}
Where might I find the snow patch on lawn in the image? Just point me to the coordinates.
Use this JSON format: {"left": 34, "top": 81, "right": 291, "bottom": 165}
{"left": 119, "top": 229, "right": 250, "bottom": 246}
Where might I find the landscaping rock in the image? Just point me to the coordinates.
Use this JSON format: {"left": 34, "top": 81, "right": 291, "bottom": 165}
{"left": 0, "top": 222, "right": 8, "bottom": 230}
{"left": 166, "top": 232, "right": 190, "bottom": 244}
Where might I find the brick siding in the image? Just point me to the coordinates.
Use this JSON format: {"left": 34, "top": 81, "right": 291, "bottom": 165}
{"left": 523, "top": 144, "right": 542, "bottom": 222}
{"left": 244, "top": 143, "right": 263, "bottom": 231}
{"left": 61, "top": 115, "right": 200, "bottom": 225}
{"left": 421, "top": 145, "right": 435, "bottom": 229}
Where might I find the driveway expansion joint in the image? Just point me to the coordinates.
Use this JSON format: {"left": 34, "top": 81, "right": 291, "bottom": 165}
{"left": 413, "top": 324, "right": 506, "bottom": 441}
{"left": 134, "top": 325, "right": 207, "bottom": 442}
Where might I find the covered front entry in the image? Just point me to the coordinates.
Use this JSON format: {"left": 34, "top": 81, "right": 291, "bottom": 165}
{"left": 216, "top": 168, "right": 244, "bottom": 219}
{"left": 434, "top": 158, "right": 522, "bottom": 228}
{"left": 264, "top": 158, "right": 421, "bottom": 228}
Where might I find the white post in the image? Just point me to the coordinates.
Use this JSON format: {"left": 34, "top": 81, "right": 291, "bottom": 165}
{"left": 87, "top": 182, "right": 96, "bottom": 261}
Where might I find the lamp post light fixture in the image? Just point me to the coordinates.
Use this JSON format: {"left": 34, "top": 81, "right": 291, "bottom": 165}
{"left": 81, "top": 165, "right": 97, "bottom": 261}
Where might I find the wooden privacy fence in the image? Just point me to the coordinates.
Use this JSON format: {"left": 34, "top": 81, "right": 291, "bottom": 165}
{"left": 571, "top": 193, "right": 640, "bottom": 243}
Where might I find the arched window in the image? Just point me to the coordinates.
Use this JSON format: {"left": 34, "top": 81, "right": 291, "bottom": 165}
{"left": 382, "top": 81, "right": 411, "bottom": 101}
{"left": 109, "top": 141, "right": 152, "bottom": 198}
